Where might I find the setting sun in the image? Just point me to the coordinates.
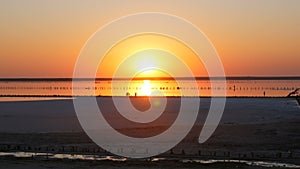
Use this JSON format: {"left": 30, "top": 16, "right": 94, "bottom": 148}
{"left": 141, "top": 80, "right": 151, "bottom": 96}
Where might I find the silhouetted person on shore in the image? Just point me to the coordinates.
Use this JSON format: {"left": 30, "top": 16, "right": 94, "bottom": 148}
{"left": 287, "top": 88, "right": 299, "bottom": 97}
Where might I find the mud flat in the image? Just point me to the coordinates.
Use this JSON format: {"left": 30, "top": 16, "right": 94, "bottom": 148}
{"left": 0, "top": 97, "right": 299, "bottom": 168}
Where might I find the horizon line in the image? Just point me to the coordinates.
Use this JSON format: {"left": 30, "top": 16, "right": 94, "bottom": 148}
{"left": 0, "top": 76, "right": 300, "bottom": 81}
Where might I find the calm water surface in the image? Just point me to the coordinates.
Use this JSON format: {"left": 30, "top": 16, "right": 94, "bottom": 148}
{"left": 0, "top": 78, "right": 299, "bottom": 99}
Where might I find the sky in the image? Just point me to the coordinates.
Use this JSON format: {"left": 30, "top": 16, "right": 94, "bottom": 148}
{"left": 0, "top": 0, "right": 300, "bottom": 78}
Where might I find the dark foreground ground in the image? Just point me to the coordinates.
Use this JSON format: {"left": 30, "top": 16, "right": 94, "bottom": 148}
{"left": 0, "top": 120, "right": 299, "bottom": 164}
{"left": 0, "top": 97, "right": 299, "bottom": 168}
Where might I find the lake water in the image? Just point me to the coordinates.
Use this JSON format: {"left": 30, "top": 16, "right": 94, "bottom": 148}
{"left": 0, "top": 78, "right": 299, "bottom": 99}
{"left": 0, "top": 79, "right": 300, "bottom": 167}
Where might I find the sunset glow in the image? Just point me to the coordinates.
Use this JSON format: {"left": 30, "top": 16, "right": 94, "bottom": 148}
{"left": 97, "top": 34, "right": 207, "bottom": 78}
{"left": 1, "top": 1, "right": 300, "bottom": 166}
{"left": 0, "top": 1, "right": 299, "bottom": 77}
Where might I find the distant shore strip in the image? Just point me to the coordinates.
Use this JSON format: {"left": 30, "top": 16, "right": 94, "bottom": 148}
{"left": 0, "top": 76, "right": 300, "bottom": 81}
{"left": 0, "top": 95, "right": 297, "bottom": 98}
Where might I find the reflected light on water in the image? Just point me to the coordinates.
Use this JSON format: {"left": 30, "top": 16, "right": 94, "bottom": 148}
{"left": 142, "top": 80, "right": 151, "bottom": 96}
{"left": 0, "top": 78, "right": 299, "bottom": 98}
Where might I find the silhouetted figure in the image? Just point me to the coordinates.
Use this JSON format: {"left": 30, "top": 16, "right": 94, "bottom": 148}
{"left": 287, "top": 88, "right": 300, "bottom": 97}
{"left": 287, "top": 88, "right": 300, "bottom": 106}
{"left": 263, "top": 91, "right": 266, "bottom": 97}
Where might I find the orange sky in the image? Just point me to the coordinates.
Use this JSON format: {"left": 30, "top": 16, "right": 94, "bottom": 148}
{"left": 0, "top": 1, "right": 299, "bottom": 77}
{"left": 97, "top": 34, "right": 207, "bottom": 78}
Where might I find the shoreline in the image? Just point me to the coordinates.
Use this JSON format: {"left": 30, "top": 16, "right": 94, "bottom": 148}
{"left": 2, "top": 156, "right": 298, "bottom": 169}
{"left": 0, "top": 152, "right": 299, "bottom": 169}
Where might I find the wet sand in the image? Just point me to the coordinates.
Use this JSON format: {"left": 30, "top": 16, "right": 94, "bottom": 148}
{"left": 2, "top": 156, "right": 288, "bottom": 169}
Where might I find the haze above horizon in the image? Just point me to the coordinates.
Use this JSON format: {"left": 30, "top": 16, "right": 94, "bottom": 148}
{"left": 0, "top": 1, "right": 299, "bottom": 78}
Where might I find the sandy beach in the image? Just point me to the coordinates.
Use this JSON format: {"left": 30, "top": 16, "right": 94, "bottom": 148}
{"left": 0, "top": 97, "right": 299, "bottom": 168}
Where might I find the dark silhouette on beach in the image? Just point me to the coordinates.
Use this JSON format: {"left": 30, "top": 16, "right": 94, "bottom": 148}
{"left": 287, "top": 88, "right": 300, "bottom": 105}
{"left": 287, "top": 88, "right": 299, "bottom": 97}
